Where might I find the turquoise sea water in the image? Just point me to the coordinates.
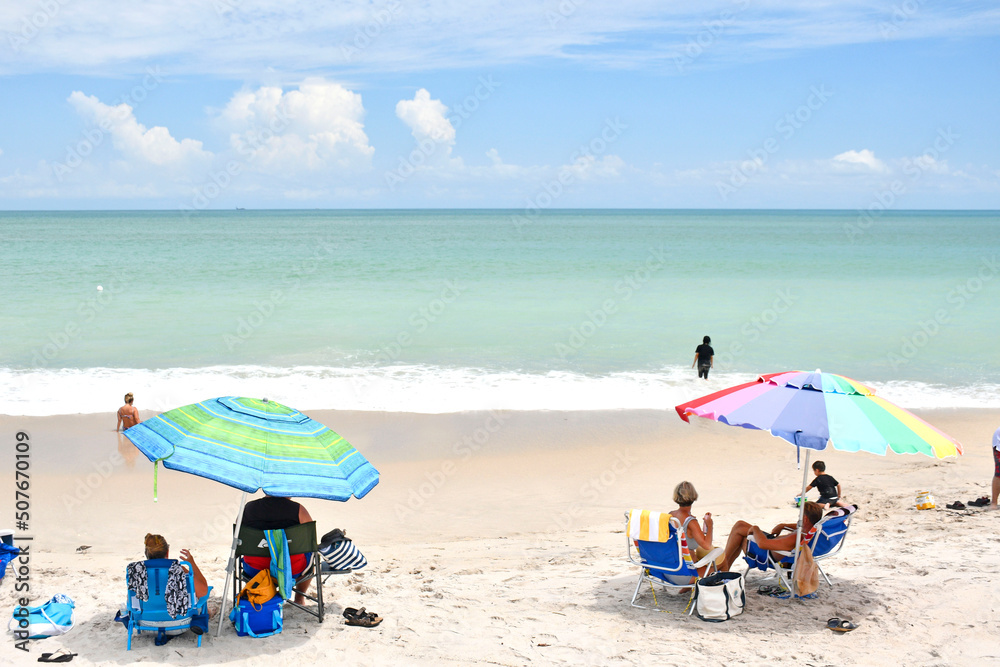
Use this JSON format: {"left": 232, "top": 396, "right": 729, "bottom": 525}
{"left": 1, "top": 209, "right": 998, "bottom": 414}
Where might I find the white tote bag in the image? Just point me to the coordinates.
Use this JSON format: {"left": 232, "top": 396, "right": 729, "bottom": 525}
{"left": 691, "top": 572, "right": 745, "bottom": 622}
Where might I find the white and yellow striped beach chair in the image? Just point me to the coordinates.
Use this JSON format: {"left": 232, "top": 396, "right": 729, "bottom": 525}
{"left": 626, "top": 509, "right": 724, "bottom": 610}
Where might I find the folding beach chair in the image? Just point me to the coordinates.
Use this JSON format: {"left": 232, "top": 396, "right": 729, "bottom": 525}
{"left": 744, "top": 505, "right": 856, "bottom": 590}
{"left": 233, "top": 521, "right": 324, "bottom": 622}
{"left": 626, "top": 509, "right": 725, "bottom": 610}
{"left": 122, "top": 559, "right": 212, "bottom": 650}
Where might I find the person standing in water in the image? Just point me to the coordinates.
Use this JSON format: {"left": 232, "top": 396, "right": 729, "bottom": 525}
{"left": 117, "top": 392, "right": 141, "bottom": 432}
{"left": 692, "top": 336, "right": 714, "bottom": 379}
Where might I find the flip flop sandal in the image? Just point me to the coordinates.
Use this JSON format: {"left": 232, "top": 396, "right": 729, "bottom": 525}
{"left": 344, "top": 611, "right": 382, "bottom": 628}
{"left": 830, "top": 619, "right": 858, "bottom": 632}
{"left": 946, "top": 502, "right": 966, "bottom": 510}
{"left": 757, "top": 584, "right": 781, "bottom": 595}
{"left": 38, "top": 649, "right": 78, "bottom": 663}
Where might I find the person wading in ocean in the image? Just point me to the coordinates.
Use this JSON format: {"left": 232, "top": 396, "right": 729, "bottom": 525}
{"left": 117, "top": 392, "right": 141, "bottom": 432}
{"left": 692, "top": 336, "right": 714, "bottom": 380}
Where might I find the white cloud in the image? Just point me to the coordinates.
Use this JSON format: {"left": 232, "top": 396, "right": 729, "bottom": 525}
{"left": 221, "top": 79, "right": 374, "bottom": 174}
{"left": 832, "top": 149, "right": 888, "bottom": 173}
{"left": 67, "top": 91, "right": 211, "bottom": 167}
{"left": 396, "top": 89, "right": 456, "bottom": 148}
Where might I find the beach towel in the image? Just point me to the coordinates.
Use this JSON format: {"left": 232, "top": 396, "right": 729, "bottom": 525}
{"left": 164, "top": 562, "right": 192, "bottom": 618}
{"left": 126, "top": 561, "right": 149, "bottom": 601}
{"left": 627, "top": 509, "right": 674, "bottom": 543}
{"left": 264, "top": 529, "right": 293, "bottom": 600}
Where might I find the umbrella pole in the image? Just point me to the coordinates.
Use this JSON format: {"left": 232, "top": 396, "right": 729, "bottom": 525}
{"left": 216, "top": 491, "right": 249, "bottom": 637}
{"left": 790, "top": 448, "right": 810, "bottom": 597}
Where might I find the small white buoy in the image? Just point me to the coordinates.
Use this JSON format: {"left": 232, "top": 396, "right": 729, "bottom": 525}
{"left": 96, "top": 285, "right": 103, "bottom": 291}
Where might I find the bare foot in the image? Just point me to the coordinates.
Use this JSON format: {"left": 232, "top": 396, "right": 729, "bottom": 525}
{"left": 990, "top": 504, "right": 998, "bottom": 511}
{"left": 294, "top": 594, "right": 306, "bottom": 605}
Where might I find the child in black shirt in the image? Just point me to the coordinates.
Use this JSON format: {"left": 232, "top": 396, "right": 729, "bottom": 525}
{"left": 805, "top": 460, "right": 846, "bottom": 509}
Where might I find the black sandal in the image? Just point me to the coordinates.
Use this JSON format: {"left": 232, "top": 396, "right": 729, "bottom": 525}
{"left": 344, "top": 607, "right": 382, "bottom": 627}
{"left": 946, "top": 501, "right": 966, "bottom": 510}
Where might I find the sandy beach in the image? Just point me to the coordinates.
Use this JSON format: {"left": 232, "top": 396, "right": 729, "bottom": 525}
{"left": 1, "top": 407, "right": 998, "bottom": 666}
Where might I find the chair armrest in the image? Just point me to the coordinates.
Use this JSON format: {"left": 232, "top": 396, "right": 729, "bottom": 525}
{"left": 692, "top": 547, "right": 724, "bottom": 569}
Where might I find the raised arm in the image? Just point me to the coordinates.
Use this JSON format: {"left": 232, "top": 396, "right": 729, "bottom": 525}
{"left": 179, "top": 549, "right": 208, "bottom": 599}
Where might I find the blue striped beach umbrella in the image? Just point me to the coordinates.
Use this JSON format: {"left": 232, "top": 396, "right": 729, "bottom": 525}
{"left": 124, "top": 396, "right": 379, "bottom": 501}
{"left": 124, "top": 396, "right": 379, "bottom": 634}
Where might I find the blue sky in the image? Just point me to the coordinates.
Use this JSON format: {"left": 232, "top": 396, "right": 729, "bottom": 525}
{"left": 0, "top": 0, "right": 997, "bottom": 209}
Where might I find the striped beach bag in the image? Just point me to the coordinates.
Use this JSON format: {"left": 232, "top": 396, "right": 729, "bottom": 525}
{"left": 319, "top": 530, "right": 367, "bottom": 571}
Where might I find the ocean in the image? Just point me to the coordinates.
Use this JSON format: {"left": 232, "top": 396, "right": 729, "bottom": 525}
{"left": 1, "top": 209, "right": 998, "bottom": 415}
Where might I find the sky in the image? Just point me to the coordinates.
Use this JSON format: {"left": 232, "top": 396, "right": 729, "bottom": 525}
{"left": 0, "top": 0, "right": 998, "bottom": 210}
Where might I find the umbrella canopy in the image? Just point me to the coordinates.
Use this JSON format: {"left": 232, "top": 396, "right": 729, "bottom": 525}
{"left": 675, "top": 370, "right": 962, "bottom": 458}
{"left": 125, "top": 396, "right": 379, "bottom": 500}
{"left": 125, "top": 396, "right": 379, "bottom": 635}
{"left": 675, "top": 370, "right": 961, "bottom": 597}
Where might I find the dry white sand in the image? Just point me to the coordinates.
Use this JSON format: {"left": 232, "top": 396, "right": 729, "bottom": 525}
{"left": 0, "top": 408, "right": 998, "bottom": 666}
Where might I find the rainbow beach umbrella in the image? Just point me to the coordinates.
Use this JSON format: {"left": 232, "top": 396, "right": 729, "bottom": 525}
{"left": 675, "top": 370, "right": 961, "bottom": 595}
{"left": 124, "top": 396, "right": 379, "bottom": 634}
{"left": 675, "top": 370, "right": 961, "bottom": 459}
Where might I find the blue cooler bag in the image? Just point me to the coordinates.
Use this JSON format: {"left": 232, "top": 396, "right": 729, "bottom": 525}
{"left": 230, "top": 595, "right": 283, "bottom": 638}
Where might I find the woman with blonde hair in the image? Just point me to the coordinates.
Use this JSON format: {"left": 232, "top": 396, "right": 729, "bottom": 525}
{"left": 117, "top": 393, "right": 141, "bottom": 432}
{"left": 668, "top": 481, "right": 719, "bottom": 574}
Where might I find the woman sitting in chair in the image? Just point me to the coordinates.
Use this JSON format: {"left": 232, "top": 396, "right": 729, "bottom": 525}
{"left": 719, "top": 501, "right": 824, "bottom": 571}
{"left": 240, "top": 495, "right": 313, "bottom": 604}
{"left": 668, "top": 481, "right": 719, "bottom": 575}
{"left": 143, "top": 534, "right": 209, "bottom": 599}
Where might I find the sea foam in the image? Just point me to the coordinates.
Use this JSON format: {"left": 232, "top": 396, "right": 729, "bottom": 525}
{"left": 1, "top": 365, "right": 998, "bottom": 416}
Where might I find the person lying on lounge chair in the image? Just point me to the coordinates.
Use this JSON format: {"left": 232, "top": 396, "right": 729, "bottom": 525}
{"left": 719, "top": 501, "right": 824, "bottom": 572}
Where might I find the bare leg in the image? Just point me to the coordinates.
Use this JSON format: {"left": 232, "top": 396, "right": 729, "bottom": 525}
{"left": 991, "top": 475, "right": 999, "bottom": 510}
{"left": 294, "top": 578, "right": 312, "bottom": 605}
{"left": 721, "top": 521, "right": 752, "bottom": 571}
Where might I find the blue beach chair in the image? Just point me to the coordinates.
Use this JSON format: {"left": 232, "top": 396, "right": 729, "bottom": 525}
{"left": 744, "top": 505, "right": 856, "bottom": 590}
{"left": 626, "top": 509, "right": 724, "bottom": 609}
{"left": 122, "top": 559, "right": 212, "bottom": 650}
